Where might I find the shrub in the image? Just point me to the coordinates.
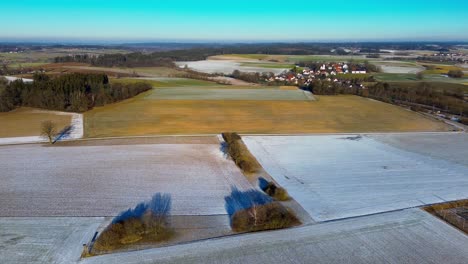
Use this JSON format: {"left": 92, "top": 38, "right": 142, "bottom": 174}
{"left": 447, "top": 70, "right": 464, "bottom": 78}
{"left": 460, "top": 117, "right": 468, "bottom": 126}
{"left": 93, "top": 193, "right": 174, "bottom": 254}
{"left": 222, "top": 132, "right": 261, "bottom": 173}
{"left": 259, "top": 178, "right": 290, "bottom": 201}
{"left": 225, "top": 187, "right": 299, "bottom": 232}
{"left": 231, "top": 202, "right": 300, "bottom": 232}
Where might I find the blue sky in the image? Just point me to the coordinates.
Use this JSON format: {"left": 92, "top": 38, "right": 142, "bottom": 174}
{"left": 1, "top": 0, "right": 467, "bottom": 42}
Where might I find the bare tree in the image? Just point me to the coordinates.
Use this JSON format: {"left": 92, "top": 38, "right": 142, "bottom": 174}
{"left": 41, "top": 121, "right": 56, "bottom": 144}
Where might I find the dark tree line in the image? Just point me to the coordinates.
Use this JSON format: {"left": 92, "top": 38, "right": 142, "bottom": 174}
{"left": 0, "top": 73, "right": 151, "bottom": 112}
{"left": 367, "top": 82, "right": 466, "bottom": 116}
{"left": 54, "top": 52, "right": 176, "bottom": 68}
{"left": 304, "top": 80, "right": 466, "bottom": 116}
{"left": 231, "top": 70, "right": 275, "bottom": 84}
{"left": 304, "top": 80, "right": 368, "bottom": 96}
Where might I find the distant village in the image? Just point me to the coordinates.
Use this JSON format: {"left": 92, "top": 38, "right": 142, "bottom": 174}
{"left": 267, "top": 62, "right": 369, "bottom": 87}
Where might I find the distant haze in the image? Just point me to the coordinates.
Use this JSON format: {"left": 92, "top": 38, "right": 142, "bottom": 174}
{"left": 1, "top": 0, "right": 467, "bottom": 42}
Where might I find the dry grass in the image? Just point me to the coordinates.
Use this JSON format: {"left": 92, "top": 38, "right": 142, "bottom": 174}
{"left": 0, "top": 107, "right": 71, "bottom": 137}
{"left": 422, "top": 64, "right": 465, "bottom": 75}
{"left": 231, "top": 202, "right": 300, "bottom": 232}
{"left": 423, "top": 200, "right": 468, "bottom": 234}
{"left": 84, "top": 95, "right": 448, "bottom": 138}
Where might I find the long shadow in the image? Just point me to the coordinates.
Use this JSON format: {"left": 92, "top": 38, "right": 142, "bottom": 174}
{"left": 113, "top": 193, "right": 172, "bottom": 224}
{"left": 224, "top": 187, "right": 272, "bottom": 219}
{"left": 53, "top": 125, "right": 75, "bottom": 144}
{"left": 219, "top": 141, "right": 229, "bottom": 158}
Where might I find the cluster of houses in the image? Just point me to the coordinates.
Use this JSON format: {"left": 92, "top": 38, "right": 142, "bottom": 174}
{"left": 267, "top": 62, "right": 368, "bottom": 85}
{"left": 425, "top": 53, "right": 468, "bottom": 63}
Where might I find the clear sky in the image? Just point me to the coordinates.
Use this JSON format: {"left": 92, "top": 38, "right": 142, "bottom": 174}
{"left": 1, "top": 0, "right": 468, "bottom": 42}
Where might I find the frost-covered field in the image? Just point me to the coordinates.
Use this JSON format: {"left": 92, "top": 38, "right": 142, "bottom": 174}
{"left": 176, "top": 60, "right": 288, "bottom": 74}
{"left": 0, "top": 141, "right": 252, "bottom": 216}
{"left": 374, "top": 61, "right": 425, "bottom": 73}
{"left": 371, "top": 133, "right": 468, "bottom": 166}
{"left": 244, "top": 134, "right": 468, "bottom": 221}
{"left": 80, "top": 209, "right": 468, "bottom": 264}
{"left": 0, "top": 217, "right": 102, "bottom": 264}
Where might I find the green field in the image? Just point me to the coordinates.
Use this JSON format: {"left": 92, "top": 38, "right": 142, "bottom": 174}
{"left": 240, "top": 62, "right": 294, "bottom": 69}
{"left": 373, "top": 73, "right": 468, "bottom": 84}
{"left": 143, "top": 87, "right": 314, "bottom": 101}
{"left": 214, "top": 54, "right": 372, "bottom": 63}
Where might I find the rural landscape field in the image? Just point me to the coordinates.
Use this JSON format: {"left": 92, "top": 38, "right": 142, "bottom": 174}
{"left": 1, "top": 1, "right": 468, "bottom": 264}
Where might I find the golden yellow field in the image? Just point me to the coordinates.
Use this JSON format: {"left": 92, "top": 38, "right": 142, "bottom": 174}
{"left": 422, "top": 64, "right": 465, "bottom": 75}
{"left": 0, "top": 108, "right": 72, "bottom": 137}
{"left": 84, "top": 94, "right": 448, "bottom": 138}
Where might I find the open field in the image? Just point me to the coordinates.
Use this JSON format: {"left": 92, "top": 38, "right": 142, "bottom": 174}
{"left": 176, "top": 60, "right": 289, "bottom": 74}
{"left": 373, "top": 61, "right": 424, "bottom": 73}
{"left": 81, "top": 209, "right": 468, "bottom": 264}
{"left": 0, "top": 107, "right": 72, "bottom": 138}
{"left": 0, "top": 137, "right": 253, "bottom": 216}
{"left": 421, "top": 63, "right": 466, "bottom": 74}
{"left": 110, "top": 77, "right": 219, "bottom": 87}
{"left": 84, "top": 93, "right": 449, "bottom": 138}
{"left": 239, "top": 62, "right": 294, "bottom": 69}
{"left": 373, "top": 72, "right": 468, "bottom": 84}
{"left": 371, "top": 133, "right": 468, "bottom": 166}
{"left": 61, "top": 65, "right": 181, "bottom": 77}
{"left": 210, "top": 54, "right": 372, "bottom": 63}
{"left": 1, "top": 48, "right": 128, "bottom": 67}
{"left": 144, "top": 87, "right": 314, "bottom": 101}
{"left": 22, "top": 64, "right": 183, "bottom": 78}
{"left": 243, "top": 134, "right": 468, "bottom": 221}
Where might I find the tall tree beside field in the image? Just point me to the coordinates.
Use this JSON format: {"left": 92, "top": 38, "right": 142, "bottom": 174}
{"left": 41, "top": 121, "right": 57, "bottom": 144}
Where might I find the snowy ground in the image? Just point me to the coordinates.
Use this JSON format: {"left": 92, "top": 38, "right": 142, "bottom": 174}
{"left": 0, "top": 110, "right": 83, "bottom": 145}
{"left": 2, "top": 76, "right": 33, "bottom": 83}
{"left": 243, "top": 134, "right": 468, "bottom": 221}
{"left": 0, "top": 217, "right": 102, "bottom": 264}
{"left": 81, "top": 208, "right": 468, "bottom": 264}
{"left": 176, "top": 60, "right": 288, "bottom": 75}
{"left": 373, "top": 61, "right": 425, "bottom": 74}
{"left": 0, "top": 141, "right": 252, "bottom": 216}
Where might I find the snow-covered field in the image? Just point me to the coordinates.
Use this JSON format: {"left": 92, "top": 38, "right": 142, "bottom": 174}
{"left": 80, "top": 209, "right": 468, "bottom": 264}
{"left": 244, "top": 134, "right": 468, "bottom": 221}
{"left": 374, "top": 61, "right": 425, "bottom": 73}
{"left": 0, "top": 217, "right": 102, "bottom": 264}
{"left": 176, "top": 60, "right": 288, "bottom": 75}
{"left": 0, "top": 141, "right": 252, "bottom": 216}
